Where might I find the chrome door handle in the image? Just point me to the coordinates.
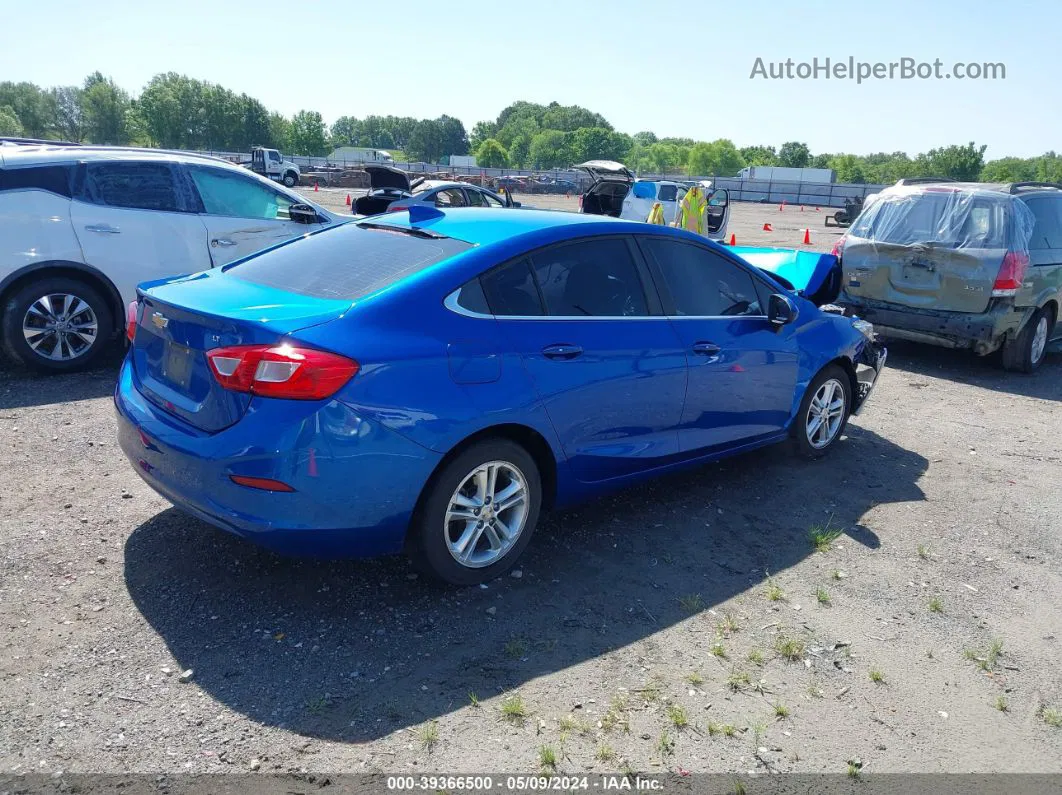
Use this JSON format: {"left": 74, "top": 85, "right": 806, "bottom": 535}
{"left": 84, "top": 224, "right": 120, "bottom": 234}
{"left": 211, "top": 238, "right": 237, "bottom": 247}
{"left": 692, "top": 341, "right": 721, "bottom": 355}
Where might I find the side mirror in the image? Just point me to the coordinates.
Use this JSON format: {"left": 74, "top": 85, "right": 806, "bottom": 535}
{"left": 289, "top": 203, "right": 321, "bottom": 224}
{"left": 512, "top": 200, "right": 522, "bottom": 208}
{"left": 768, "top": 293, "right": 797, "bottom": 327}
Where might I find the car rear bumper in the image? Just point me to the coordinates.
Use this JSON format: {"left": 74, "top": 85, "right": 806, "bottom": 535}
{"left": 114, "top": 357, "right": 440, "bottom": 557}
{"left": 840, "top": 297, "right": 1022, "bottom": 355}
{"left": 852, "top": 339, "right": 887, "bottom": 415}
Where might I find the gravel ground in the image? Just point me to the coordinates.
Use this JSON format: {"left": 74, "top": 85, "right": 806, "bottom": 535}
{"left": 1, "top": 201, "right": 1061, "bottom": 778}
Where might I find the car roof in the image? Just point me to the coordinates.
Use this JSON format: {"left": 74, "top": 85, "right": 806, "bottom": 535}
{"left": 891, "top": 178, "right": 1062, "bottom": 198}
{"left": 0, "top": 142, "right": 242, "bottom": 171}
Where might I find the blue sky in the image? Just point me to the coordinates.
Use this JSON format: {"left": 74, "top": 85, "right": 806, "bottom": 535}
{"left": 1, "top": 0, "right": 1056, "bottom": 158}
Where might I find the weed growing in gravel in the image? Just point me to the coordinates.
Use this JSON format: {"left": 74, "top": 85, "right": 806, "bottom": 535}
{"left": 305, "top": 696, "right": 328, "bottom": 714}
{"left": 816, "top": 587, "right": 831, "bottom": 605}
{"left": 679, "top": 593, "right": 705, "bottom": 613}
{"left": 468, "top": 691, "right": 480, "bottom": 707}
{"left": 964, "top": 639, "right": 1004, "bottom": 671}
{"left": 808, "top": 520, "right": 842, "bottom": 552}
{"left": 710, "top": 637, "right": 728, "bottom": 658}
{"left": 917, "top": 544, "right": 930, "bottom": 560}
{"left": 667, "top": 704, "right": 689, "bottom": 729}
{"left": 733, "top": 780, "right": 748, "bottom": 795}
{"left": 501, "top": 693, "right": 528, "bottom": 723}
{"left": 596, "top": 743, "right": 616, "bottom": 761}
{"left": 774, "top": 635, "right": 806, "bottom": 662}
{"left": 721, "top": 723, "right": 738, "bottom": 737}
{"left": 657, "top": 730, "right": 675, "bottom": 756}
{"left": 601, "top": 695, "right": 630, "bottom": 734}
{"left": 847, "top": 761, "right": 862, "bottom": 779}
{"left": 420, "top": 720, "right": 439, "bottom": 751}
{"left": 686, "top": 671, "right": 705, "bottom": 686}
{"left": 747, "top": 649, "right": 765, "bottom": 666}
{"left": 1041, "top": 708, "right": 1062, "bottom": 728}
{"left": 807, "top": 682, "right": 825, "bottom": 698}
{"left": 832, "top": 569, "right": 847, "bottom": 581}
{"left": 726, "top": 669, "right": 752, "bottom": 692}
{"left": 505, "top": 637, "right": 527, "bottom": 658}
{"left": 559, "top": 714, "right": 591, "bottom": 736}
{"left": 638, "top": 679, "right": 663, "bottom": 702}
{"left": 928, "top": 597, "right": 944, "bottom": 613}
{"left": 869, "top": 669, "right": 886, "bottom": 684}
{"left": 774, "top": 702, "right": 790, "bottom": 719}
{"left": 539, "top": 745, "right": 558, "bottom": 771}
{"left": 717, "top": 613, "right": 740, "bottom": 636}
{"left": 765, "top": 579, "right": 785, "bottom": 602}
{"left": 752, "top": 722, "right": 767, "bottom": 745}
{"left": 995, "top": 696, "right": 1009, "bottom": 712}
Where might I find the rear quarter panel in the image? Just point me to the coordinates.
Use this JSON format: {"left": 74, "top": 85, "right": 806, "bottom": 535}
{"left": 0, "top": 191, "right": 82, "bottom": 274}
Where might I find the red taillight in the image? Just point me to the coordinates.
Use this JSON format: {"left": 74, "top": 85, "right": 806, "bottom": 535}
{"left": 831, "top": 235, "right": 846, "bottom": 258}
{"left": 386, "top": 204, "right": 406, "bottom": 213}
{"left": 992, "top": 251, "right": 1029, "bottom": 296}
{"left": 126, "top": 301, "right": 139, "bottom": 341}
{"left": 229, "top": 475, "right": 295, "bottom": 492}
{"left": 206, "top": 344, "right": 358, "bottom": 400}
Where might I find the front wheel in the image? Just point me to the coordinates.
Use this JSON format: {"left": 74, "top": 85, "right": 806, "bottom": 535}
{"left": 283, "top": 171, "right": 298, "bottom": 188}
{"left": 792, "top": 365, "right": 852, "bottom": 458}
{"left": 1002, "top": 307, "right": 1053, "bottom": 373}
{"left": 410, "top": 439, "right": 541, "bottom": 586}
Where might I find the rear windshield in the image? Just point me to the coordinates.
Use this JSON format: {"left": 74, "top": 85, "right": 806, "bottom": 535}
{"left": 850, "top": 189, "right": 1017, "bottom": 249}
{"left": 657, "top": 185, "right": 679, "bottom": 202}
{"left": 227, "top": 223, "right": 473, "bottom": 300}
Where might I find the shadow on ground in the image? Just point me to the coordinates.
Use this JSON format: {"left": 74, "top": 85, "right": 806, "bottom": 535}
{"left": 883, "top": 339, "right": 1062, "bottom": 401}
{"left": 124, "top": 426, "right": 924, "bottom": 743}
{"left": 0, "top": 346, "right": 124, "bottom": 410}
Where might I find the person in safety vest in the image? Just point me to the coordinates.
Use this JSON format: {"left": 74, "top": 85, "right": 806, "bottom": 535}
{"left": 672, "top": 185, "right": 707, "bottom": 235}
{"left": 646, "top": 201, "right": 666, "bottom": 225}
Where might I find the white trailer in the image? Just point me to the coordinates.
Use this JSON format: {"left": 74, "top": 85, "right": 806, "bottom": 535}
{"left": 738, "top": 166, "right": 835, "bottom": 183}
{"left": 328, "top": 147, "right": 394, "bottom": 164}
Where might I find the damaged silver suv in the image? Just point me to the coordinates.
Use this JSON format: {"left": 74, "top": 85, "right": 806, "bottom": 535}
{"left": 837, "top": 179, "right": 1062, "bottom": 372}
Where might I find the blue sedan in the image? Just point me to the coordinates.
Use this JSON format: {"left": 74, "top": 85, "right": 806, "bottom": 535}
{"left": 115, "top": 207, "right": 886, "bottom": 585}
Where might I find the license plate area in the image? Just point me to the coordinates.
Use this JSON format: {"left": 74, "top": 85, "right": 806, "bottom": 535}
{"left": 161, "top": 342, "right": 196, "bottom": 389}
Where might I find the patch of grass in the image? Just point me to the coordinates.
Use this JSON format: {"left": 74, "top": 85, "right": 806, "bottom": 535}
{"left": 807, "top": 682, "right": 825, "bottom": 698}
{"left": 679, "top": 593, "right": 705, "bottom": 613}
{"left": 808, "top": 518, "right": 842, "bottom": 552}
{"left": 869, "top": 668, "right": 886, "bottom": 684}
{"left": 1042, "top": 708, "right": 1062, "bottom": 728}
{"left": 717, "top": 613, "right": 740, "bottom": 636}
{"left": 559, "top": 714, "right": 590, "bottom": 736}
{"left": 774, "top": 702, "right": 790, "bottom": 719}
{"left": 500, "top": 693, "right": 528, "bottom": 724}
{"left": 747, "top": 649, "right": 765, "bottom": 666}
{"left": 831, "top": 569, "right": 845, "bottom": 581}
{"left": 928, "top": 596, "right": 944, "bottom": 613}
{"left": 601, "top": 695, "right": 630, "bottom": 734}
{"left": 305, "top": 695, "right": 328, "bottom": 714}
{"left": 733, "top": 780, "right": 748, "bottom": 795}
{"left": 709, "top": 637, "right": 728, "bottom": 658}
{"left": 964, "top": 639, "right": 1004, "bottom": 671}
{"left": 420, "top": 720, "right": 439, "bottom": 751}
{"left": 917, "top": 544, "right": 930, "bottom": 560}
{"left": 539, "top": 744, "right": 557, "bottom": 771}
{"left": 994, "top": 696, "right": 1009, "bottom": 712}
{"left": 468, "top": 691, "right": 480, "bottom": 707}
{"left": 638, "top": 679, "right": 663, "bottom": 702}
{"left": 596, "top": 743, "right": 616, "bottom": 762}
{"left": 666, "top": 704, "right": 689, "bottom": 729}
{"left": 721, "top": 723, "right": 738, "bottom": 737}
{"left": 686, "top": 671, "right": 705, "bottom": 686}
{"left": 504, "top": 637, "right": 527, "bottom": 658}
{"left": 816, "top": 587, "right": 831, "bottom": 605}
{"left": 726, "top": 669, "right": 752, "bottom": 692}
{"left": 765, "top": 579, "right": 785, "bottom": 602}
{"left": 657, "top": 730, "right": 675, "bottom": 756}
{"left": 774, "top": 635, "right": 806, "bottom": 662}
{"left": 847, "top": 761, "right": 862, "bottom": 779}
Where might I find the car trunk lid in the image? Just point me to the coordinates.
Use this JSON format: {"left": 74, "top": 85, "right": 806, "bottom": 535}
{"left": 574, "top": 160, "right": 635, "bottom": 186}
{"left": 365, "top": 164, "right": 411, "bottom": 192}
{"left": 131, "top": 272, "right": 351, "bottom": 433}
{"left": 732, "top": 247, "right": 841, "bottom": 306}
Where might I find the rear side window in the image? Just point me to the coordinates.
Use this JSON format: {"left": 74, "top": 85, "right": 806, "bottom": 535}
{"left": 657, "top": 184, "right": 678, "bottom": 202}
{"left": 81, "top": 162, "right": 183, "bottom": 212}
{"left": 0, "top": 165, "right": 74, "bottom": 197}
{"left": 481, "top": 259, "right": 544, "bottom": 316}
{"left": 642, "top": 238, "right": 763, "bottom": 317}
{"left": 531, "top": 238, "right": 649, "bottom": 317}
{"left": 1023, "top": 197, "right": 1062, "bottom": 251}
{"left": 228, "top": 223, "right": 473, "bottom": 300}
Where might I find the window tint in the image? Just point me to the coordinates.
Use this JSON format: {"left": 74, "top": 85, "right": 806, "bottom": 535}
{"left": 482, "top": 192, "right": 504, "bottom": 207}
{"left": 531, "top": 238, "right": 649, "bottom": 317}
{"left": 657, "top": 184, "right": 678, "bottom": 202}
{"left": 454, "top": 279, "right": 490, "bottom": 314}
{"left": 1023, "top": 198, "right": 1062, "bottom": 251}
{"left": 189, "top": 167, "right": 293, "bottom": 220}
{"left": 466, "top": 188, "right": 486, "bottom": 207}
{"left": 0, "top": 165, "right": 74, "bottom": 197}
{"left": 82, "top": 162, "right": 182, "bottom": 212}
{"left": 642, "top": 238, "right": 763, "bottom": 317}
{"left": 228, "top": 223, "right": 473, "bottom": 300}
{"left": 481, "top": 259, "right": 544, "bottom": 316}
{"left": 434, "top": 188, "right": 467, "bottom": 207}
{"left": 269, "top": 151, "right": 281, "bottom": 162}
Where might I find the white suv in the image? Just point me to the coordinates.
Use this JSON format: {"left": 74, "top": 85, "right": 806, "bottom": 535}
{"left": 0, "top": 142, "right": 342, "bottom": 372}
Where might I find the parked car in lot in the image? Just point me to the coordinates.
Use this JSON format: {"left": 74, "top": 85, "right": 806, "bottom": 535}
{"left": 576, "top": 160, "right": 731, "bottom": 240}
{"left": 353, "top": 166, "right": 520, "bottom": 215}
{"left": 838, "top": 180, "right": 1062, "bottom": 372}
{"left": 116, "top": 207, "right": 886, "bottom": 585}
{"left": 0, "top": 141, "right": 341, "bottom": 373}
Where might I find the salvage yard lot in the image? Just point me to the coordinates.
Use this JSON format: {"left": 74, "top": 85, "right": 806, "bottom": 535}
{"left": 1, "top": 200, "right": 1061, "bottom": 777}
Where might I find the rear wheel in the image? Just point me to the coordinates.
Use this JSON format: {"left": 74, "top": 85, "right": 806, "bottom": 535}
{"left": 1, "top": 277, "right": 114, "bottom": 373}
{"left": 410, "top": 439, "right": 541, "bottom": 586}
{"left": 792, "top": 365, "right": 852, "bottom": 458}
{"left": 1002, "top": 307, "right": 1053, "bottom": 373}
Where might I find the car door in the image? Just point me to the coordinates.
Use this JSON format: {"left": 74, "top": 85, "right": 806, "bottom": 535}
{"left": 1018, "top": 196, "right": 1062, "bottom": 341}
{"left": 482, "top": 237, "right": 687, "bottom": 482}
{"left": 185, "top": 164, "right": 311, "bottom": 267}
{"left": 70, "top": 160, "right": 212, "bottom": 304}
{"left": 637, "top": 236, "right": 800, "bottom": 452}
{"left": 707, "top": 189, "right": 731, "bottom": 238}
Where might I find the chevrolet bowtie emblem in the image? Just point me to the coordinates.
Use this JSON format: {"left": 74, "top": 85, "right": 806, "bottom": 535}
{"left": 151, "top": 311, "right": 169, "bottom": 329}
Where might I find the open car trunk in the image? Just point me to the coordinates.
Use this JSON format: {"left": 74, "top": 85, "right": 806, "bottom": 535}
{"left": 576, "top": 160, "right": 634, "bottom": 218}
{"left": 353, "top": 165, "right": 411, "bottom": 216}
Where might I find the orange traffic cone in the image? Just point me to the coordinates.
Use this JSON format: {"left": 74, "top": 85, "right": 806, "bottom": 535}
{"left": 800, "top": 205, "right": 805, "bottom": 212}
{"left": 345, "top": 193, "right": 351, "bottom": 206}
{"left": 815, "top": 206, "right": 820, "bottom": 212}
{"left": 314, "top": 181, "right": 319, "bottom": 192}
{"left": 778, "top": 202, "right": 785, "bottom": 212}
{"left": 728, "top": 233, "right": 736, "bottom": 246}
{"left": 803, "top": 228, "right": 812, "bottom": 245}
{"left": 763, "top": 223, "right": 773, "bottom": 232}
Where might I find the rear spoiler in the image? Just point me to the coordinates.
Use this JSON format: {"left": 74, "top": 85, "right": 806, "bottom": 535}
{"left": 1007, "top": 182, "right": 1062, "bottom": 194}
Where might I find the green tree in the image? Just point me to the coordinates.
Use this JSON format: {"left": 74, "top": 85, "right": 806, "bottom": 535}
{"left": 778, "top": 141, "right": 811, "bottom": 168}
{"left": 0, "top": 105, "right": 23, "bottom": 136}
{"left": 238, "top": 96, "right": 271, "bottom": 151}
{"left": 81, "top": 73, "right": 130, "bottom": 144}
{"left": 567, "top": 127, "right": 631, "bottom": 163}
{"left": 507, "top": 134, "right": 531, "bottom": 169}
{"left": 632, "top": 130, "right": 658, "bottom": 147}
{"left": 916, "top": 142, "right": 987, "bottom": 181}
{"left": 648, "top": 142, "right": 682, "bottom": 174}
{"left": 50, "top": 86, "right": 83, "bottom": 141}
{"left": 268, "top": 112, "right": 292, "bottom": 151}
{"left": 528, "top": 130, "right": 569, "bottom": 169}
{"left": 288, "top": 110, "right": 329, "bottom": 156}
{"left": 688, "top": 139, "right": 746, "bottom": 176}
{"left": 0, "top": 81, "right": 54, "bottom": 138}
{"left": 475, "top": 138, "right": 508, "bottom": 168}
{"left": 470, "top": 120, "right": 498, "bottom": 150}
{"left": 827, "top": 154, "right": 866, "bottom": 184}
{"left": 436, "top": 114, "right": 469, "bottom": 157}
{"left": 809, "top": 153, "right": 831, "bottom": 169}
{"left": 407, "top": 118, "right": 444, "bottom": 162}
{"left": 739, "top": 145, "right": 777, "bottom": 166}
{"left": 330, "top": 116, "right": 361, "bottom": 146}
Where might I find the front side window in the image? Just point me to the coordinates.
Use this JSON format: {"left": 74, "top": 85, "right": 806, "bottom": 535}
{"left": 642, "top": 238, "right": 762, "bottom": 317}
{"left": 189, "top": 167, "right": 293, "bottom": 220}
{"left": 82, "top": 162, "right": 182, "bottom": 212}
{"left": 531, "top": 238, "right": 648, "bottom": 317}
{"left": 269, "top": 151, "right": 282, "bottom": 162}
{"left": 482, "top": 192, "right": 505, "bottom": 207}
{"left": 466, "top": 188, "right": 486, "bottom": 207}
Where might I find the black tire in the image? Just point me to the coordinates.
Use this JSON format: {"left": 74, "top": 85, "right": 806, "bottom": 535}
{"left": 283, "top": 171, "right": 298, "bottom": 188}
{"left": 1001, "top": 306, "right": 1053, "bottom": 373}
{"left": 409, "top": 438, "right": 542, "bottom": 586}
{"left": 791, "top": 365, "right": 852, "bottom": 459}
{"left": 1, "top": 277, "right": 114, "bottom": 374}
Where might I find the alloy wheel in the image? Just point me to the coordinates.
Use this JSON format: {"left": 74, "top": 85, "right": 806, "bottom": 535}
{"left": 805, "top": 378, "right": 846, "bottom": 450}
{"left": 1030, "top": 315, "right": 1049, "bottom": 365}
{"left": 444, "top": 460, "right": 529, "bottom": 568}
{"left": 22, "top": 293, "right": 98, "bottom": 362}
